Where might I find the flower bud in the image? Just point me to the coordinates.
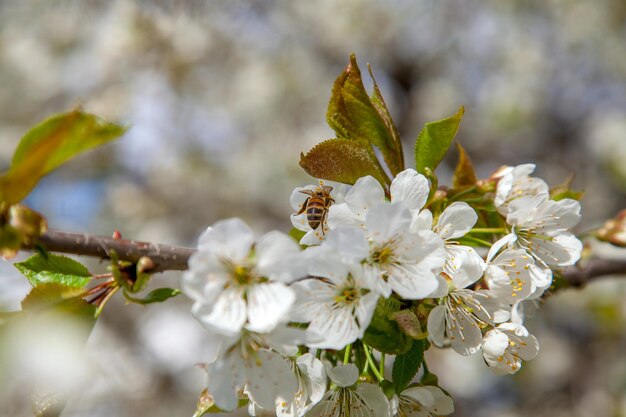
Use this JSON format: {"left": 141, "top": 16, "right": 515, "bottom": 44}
{"left": 596, "top": 209, "right": 626, "bottom": 247}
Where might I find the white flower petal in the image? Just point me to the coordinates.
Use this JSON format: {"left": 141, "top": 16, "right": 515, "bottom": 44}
{"left": 435, "top": 202, "right": 478, "bottom": 240}
{"left": 256, "top": 231, "right": 305, "bottom": 282}
{"left": 327, "top": 203, "right": 363, "bottom": 229}
{"left": 388, "top": 264, "right": 440, "bottom": 300}
{"left": 390, "top": 169, "right": 430, "bottom": 210}
{"left": 447, "top": 306, "right": 483, "bottom": 355}
{"left": 322, "top": 226, "right": 370, "bottom": 263}
{"left": 421, "top": 386, "right": 454, "bottom": 415}
{"left": 246, "top": 283, "right": 295, "bottom": 333}
{"left": 308, "top": 305, "right": 360, "bottom": 350}
{"left": 410, "top": 208, "right": 434, "bottom": 233}
{"left": 296, "top": 353, "right": 327, "bottom": 403}
{"left": 355, "top": 291, "right": 379, "bottom": 332}
{"left": 327, "top": 363, "right": 359, "bottom": 387}
{"left": 356, "top": 383, "right": 391, "bottom": 417}
{"left": 245, "top": 350, "right": 298, "bottom": 410}
{"left": 206, "top": 352, "right": 241, "bottom": 411}
{"left": 345, "top": 175, "right": 386, "bottom": 211}
{"left": 193, "top": 287, "right": 246, "bottom": 337}
{"left": 197, "top": 218, "right": 254, "bottom": 261}
{"left": 445, "top": 245, "right": 486, "bottom": 289}
{"left": 427, "top": 305, "right": 446, "bottom": 347}
{"left": 366, "top": 202, "right": 412, "bottom": 243}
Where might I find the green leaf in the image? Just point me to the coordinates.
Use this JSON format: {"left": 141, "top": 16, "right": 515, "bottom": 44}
{"left": 20, "top": 283, "right": 96, "bottom": 322}
{"left": 123, "top": 287, "right": 181, "bottom": 304}
{"left": 392, "top": 339, "right": 426, "bottom": 393}
{"left": 326, "top": 54, "right": 403, "bottom": 176}
{"left": 414, "top": 106, "right": 465, "bottom": 175}
{"left": 452, "top": 142, "right": 477, "bottom": 189}
{"left": 0, "top": 110, "right": 127, "bottom": 203}
{"left": 300, "top": 138, "right": 390, "bottom": 186}
{"left": 363, "top": 298, "right": 412, "bottom": 355}
{"left": 15, "top": 253, "right": 91, "bottom": 288}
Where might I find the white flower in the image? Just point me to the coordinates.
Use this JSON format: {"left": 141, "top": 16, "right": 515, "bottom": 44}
{"left": 183, "top": 218, "right": 304, "bottom": 337}
{"left": 427, "top": 289, "right": 510, "bottom": 356}
{"left": 481, "top": 323, "right": 539, "bottom": 375}
{"left": 319, "top": 202, "right": 446, "bottom": 299}
{"left": 308, "top": 364, "right": 391, "bottom": 417}
{"left": 290, "top": 179, "right": 351, "bottom": 246}
{"left": 505, "top": 194, "right": 583, "bottom": 267}
{"left": 275, "top": 353, "right": 327, "bottom": 417}
{"left": 291, "top": 253, "right": 379, "bottom": 350}
{"left": 205, "top": 332, "right": 298, "bottom": 411}
{"left": 415, "top": 202, "right": 486, "bottom": 295}
{"left": 328, "top": 169, "right": 430, "bottom": 229}
{"left": 485, "top": 235, "right": 553, "bottom": 300}
{"left": 493, "top": 163, "right": 549, "bottom": 215}
{"left": 392, "top": 385, "right": 454, "bottom": 417}
{"left": 483, "top": 243, "right": 535, "bottom": 303}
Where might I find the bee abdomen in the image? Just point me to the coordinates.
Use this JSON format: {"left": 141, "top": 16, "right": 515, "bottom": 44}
{"left": 306, "top": 200, "right": 325, "bottom": 229}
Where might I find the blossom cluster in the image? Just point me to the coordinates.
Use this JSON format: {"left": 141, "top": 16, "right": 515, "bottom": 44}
{"left": 182, "top": 163, "right": 582, "bottom": 416}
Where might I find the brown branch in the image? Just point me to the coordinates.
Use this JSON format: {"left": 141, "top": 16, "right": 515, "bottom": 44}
{"left": 31, "top": 229, "right": 195, "bottom": 272}
{"left": 561, "top": 257, "right": 626, "bottom": 288}
{"left": 26, "top": 230, "right": 626, "bottom": 284}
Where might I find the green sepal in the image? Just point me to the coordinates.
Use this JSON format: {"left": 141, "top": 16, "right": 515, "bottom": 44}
{"left": 0, "top": 110, "right": 127, "bottom": 203}
{"left": 123, "top": 287, "right": 181, "bottom": 305}
{"left": 299, "top": 138, "right": 390, "bottom": 187}
{"left": 15, "top": 253, "right": 91, "bottom": 289}
{"left": 392, "top": 339, "right": 426, "bottom": 394}
{"left": 414, "top": 107, "right": 465, "bottom": 175}
{"left": 362, "top": 298, "right": 412, "bottom": 355}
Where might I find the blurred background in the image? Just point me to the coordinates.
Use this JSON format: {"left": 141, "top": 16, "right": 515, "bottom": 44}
{"left": 1, "top": 0, "right": 626, "bottom": 416}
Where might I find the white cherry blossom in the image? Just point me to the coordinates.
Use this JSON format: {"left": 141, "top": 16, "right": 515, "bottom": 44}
{"left": 319, "top": 202, "right": 446, "bottom": 299}
{"left": 481, "top": 323, "right": 539, "bottom": 374}
{"left": 183, "top": 218, "right": 304, "bottom": 337}
{"left": 493, "top": 163, "right": 549, "bottom": 215}
{"left": 505, "top": 194, "right": 583, "bottom": 267}
{"left": 483, "top": 243, "right": 535, "bottom": 303}
{"left": 290, "top": 179, "right": 351, "bottom": 246}
{"left": 391, "top": 385, "right": 454, "bottom": 417}
{"left": 290, "top": 252, "right": 379, "bottom": 350}
{"left": 308, "top": 364, "right": 391, "bottom": 417}
{"left": 205, "top": 332, "right": 297, "bottom": 411}
{"left": 427, "top": 289, "right": 510, "bottom": 356}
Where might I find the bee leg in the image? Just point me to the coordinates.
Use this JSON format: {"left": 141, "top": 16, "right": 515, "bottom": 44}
{"left": 296, "top": 198, "right": 309, "bottom": 216}
{"left": 320, "top": 208, "right": 328, "bottom": 236}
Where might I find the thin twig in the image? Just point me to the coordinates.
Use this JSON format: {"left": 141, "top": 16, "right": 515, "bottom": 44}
{"left": 24, "top": 229, "right": 626, "bottom": 285}
{"left": 29, "top": 229, "right": 195, "bottom": 272}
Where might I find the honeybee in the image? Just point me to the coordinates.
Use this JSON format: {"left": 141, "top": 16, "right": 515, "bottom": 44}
{"left": 296, "top": 185, "right": 334, "bottom": 234}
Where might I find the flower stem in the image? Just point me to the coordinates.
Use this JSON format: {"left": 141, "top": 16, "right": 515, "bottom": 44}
{"left": 461, "top": 235, "right": 494, "bottom": 247}
{"left": 343, "top": 344, "right": 352, "bottom": 365}
{"left": 379, "top": 353, "right": 385, "bottom": 377}
{"left": 363, "top": 345, "right": 384, "bottom": 383}
{"left": 470, "top": 228, "right": 507, "bottom": 234}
